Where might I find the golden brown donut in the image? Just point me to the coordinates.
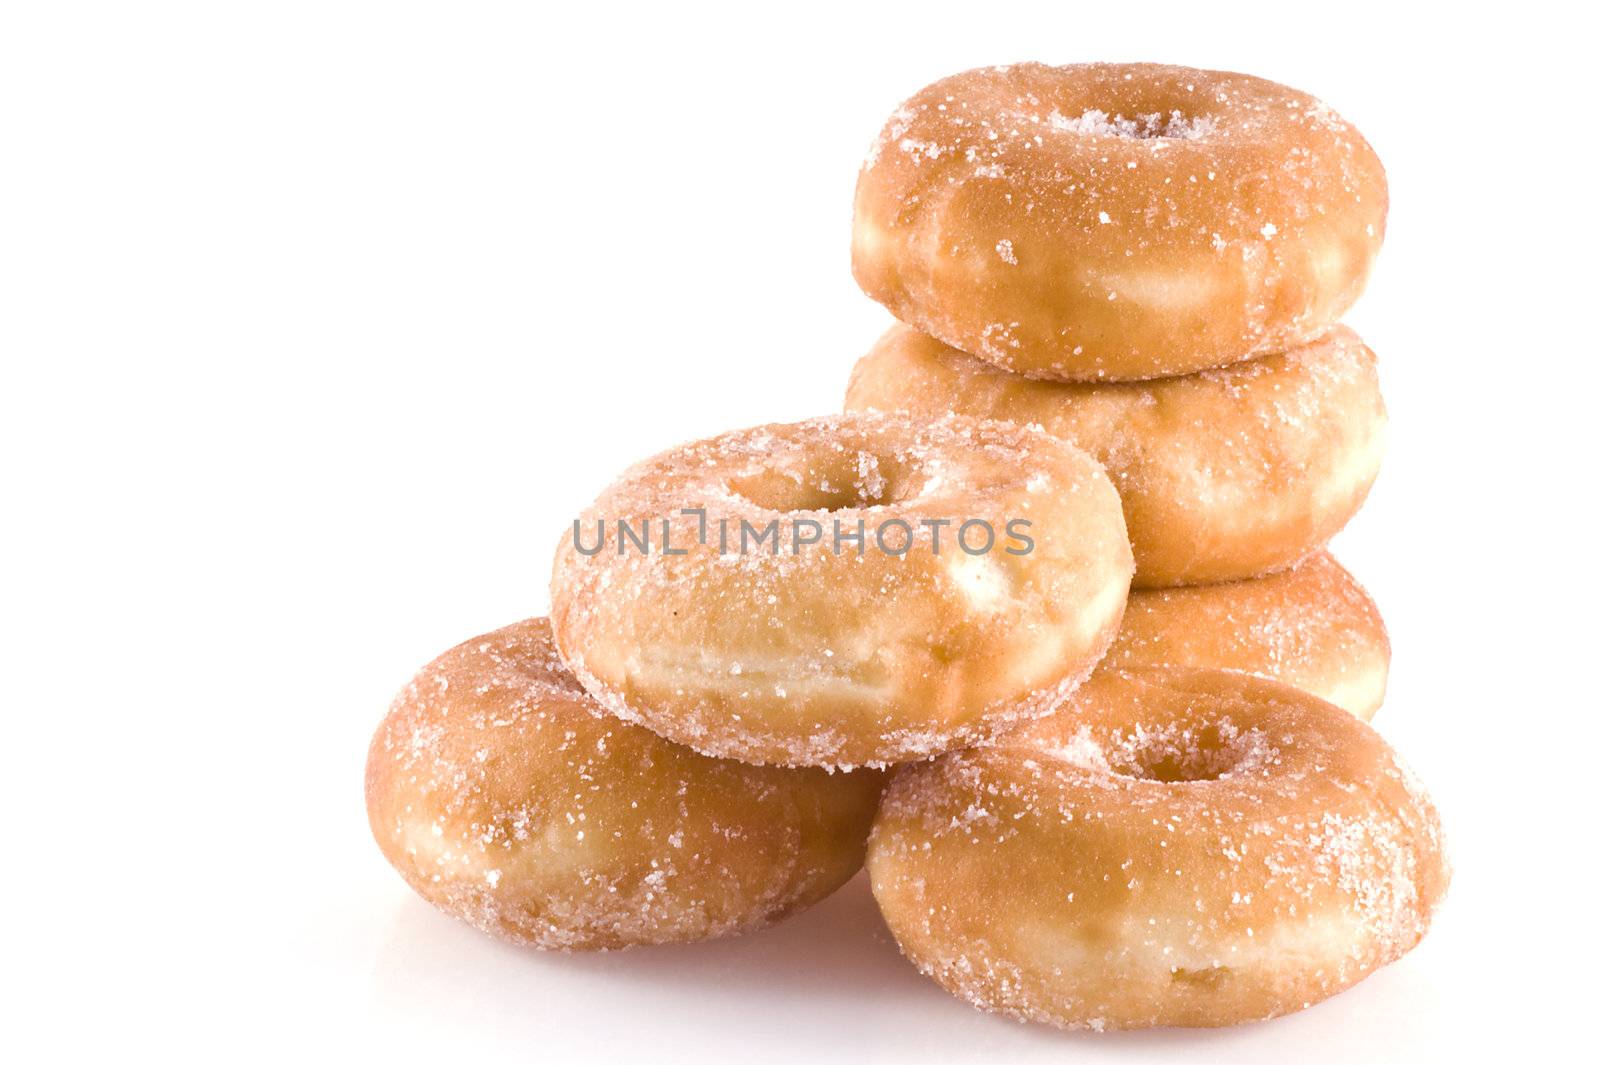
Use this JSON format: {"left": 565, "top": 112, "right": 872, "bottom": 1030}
{"left": 869, "top": 667, "right": 1448, "bottom": 1030}
{"left": 550, "top": 412, "right": 1133, "bottom": 769}
{"left": 845, "top": 323, "right": 1385, "bottom": 587}
{"left": 365, "top": 618, "right": 884, "bottom": 951}
{"left": 1106, "top": 552, "right": 1389, "bottom": 720}
{"left": 853, "top": 62, "right": 1386, "bottom": 380}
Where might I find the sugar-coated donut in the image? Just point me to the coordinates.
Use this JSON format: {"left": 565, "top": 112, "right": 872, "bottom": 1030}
{"left": 869, "top": 667, "right": 1447, "bottom": 1030}
{"left": 853, "top": 62, "right": 1386, "bottom": 381}
{"left": 550, "top": 412, "right": 1133, "bottom": 769}
{"left": 1107, "top": 552, "right": 1389, "bottom": 720}
{"left": 845, "top": 323, "right": 1385, "bottom": 587}
{"left": 365, "top": 618, "right": 884, "bottom": 951}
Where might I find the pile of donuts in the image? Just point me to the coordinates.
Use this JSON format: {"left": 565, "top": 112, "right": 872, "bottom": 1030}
{"left": 367, "top": 62, "right": 1447, "bottom": 1031}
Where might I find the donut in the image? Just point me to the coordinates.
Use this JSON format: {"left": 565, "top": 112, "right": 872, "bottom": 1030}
{"left": 852, "top": 62, "right": 1386, "bottom": 381}
{"left": 365, "top": 618, "right": 884, "bottom": 951}
{"left": 845, "top": 322, "right": 1385, "bottom": 587}
{"left": 1106, "top": 552, "right": 1389, "bottom": 720}
{"left": 868, "top": 666, "right": 1448, "bottom": 1029}
{"left": 549, "top": 412, "right": 1133, "bottom": 769}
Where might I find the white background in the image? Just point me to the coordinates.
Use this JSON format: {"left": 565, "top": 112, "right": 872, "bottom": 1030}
{"left": 4, "top": 1, "right": 1594, "bottom": 1060}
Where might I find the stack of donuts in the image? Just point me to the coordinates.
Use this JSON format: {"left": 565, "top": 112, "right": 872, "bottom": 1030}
{"left": 367, "top": 62, "right": 1447, "bottom": 1031}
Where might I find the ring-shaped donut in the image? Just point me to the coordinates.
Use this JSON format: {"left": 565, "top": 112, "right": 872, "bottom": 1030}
{"left": 846, "top": 323, "right": 1385, "bottom": 587}
{"left": 550, "top": 412, "right": 1133, "bottom": 769}
{"left": 366, "top": 618, "right": 884, "bottom": 950}
{"left": 852, "top": 62, "right": 1386, "bottom": 380}
{"left": 868, "top": 666, "right": 1448, "bottom": 1029}
{"left": 1106, "top": 552, "right": 1389, "bottom": 719}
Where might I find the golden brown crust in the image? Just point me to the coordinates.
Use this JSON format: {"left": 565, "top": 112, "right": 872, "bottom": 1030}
{"left": 845, "top": 323, "right": 1385, "bottom": 587}
{"left": 868, "top": 667, "right": 1448, "bottom": 1029}
{"left": 1106, "top": 552, "right": 1389, "bottom": 719}
{"left": 852, "top": 62, "right": 1386, "bottom": 380}
{"left": 365, "top": 618, "right": 884, "bottom": 951}
{"left": 549, "top": 412, "right": 1133, "bottom": 769}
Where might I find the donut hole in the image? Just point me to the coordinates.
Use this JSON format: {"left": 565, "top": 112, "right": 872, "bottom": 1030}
{"left": 1046, "top": 108, "right": 1215, "bottom": 140}
{"left": 1102, "top": 722, "right": 1272, "bottom": 783}
{"left": 728, "top": 450, "right": 913, "bottom": 513}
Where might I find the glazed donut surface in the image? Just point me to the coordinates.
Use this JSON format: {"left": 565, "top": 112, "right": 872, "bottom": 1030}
{"left": 869, "top": 667, "right": 1447, "bottom": 1029}
{"left": 365, "top": 618, "right": 884, "bottom": 951}
{"left": 845, "top": 322, "right": 1385, "bottom": 587}
{"left": 1107, "top": 552, "right": 1389, "bottom": 719}
{"left": 550, "top": 412, "right": 1133, "bottom": 769}
{"left": 853, "top": 62, "right": 1386, "bottom": 380}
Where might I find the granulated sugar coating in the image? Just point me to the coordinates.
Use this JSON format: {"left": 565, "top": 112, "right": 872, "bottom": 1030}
{"left": 852, "top": 62, "right": 1386, "bottom": 380}
{"left": 867, "top": 667, "right": 1447, "bottom": 1030}
{"left": 1047, "top": 108, "right": 1216, "bottom": 140}
{"left": 549, "top": 411, "right": 1133, "bottom": 769}
{"left": 1106, "top": 552, "right": 1391, "bottom": 720}
{"left": 845, "top": 322, "right": 1386, "bottom": 587}
{"left": 364, "top": 618, "right": 883, "bottom": 950}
